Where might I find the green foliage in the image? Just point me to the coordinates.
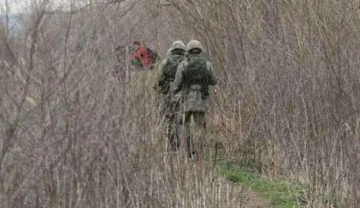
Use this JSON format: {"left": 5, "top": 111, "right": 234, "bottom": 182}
{"left": 217, "top": 161, "right": 307, "bottom": 208}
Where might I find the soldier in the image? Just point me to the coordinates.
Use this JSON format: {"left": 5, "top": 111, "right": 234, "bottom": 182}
{"left": 156, "top": 40, "right": 186, "bottom": 151}
{"left": 157, "top": 48, "right": 173, "bottom": 77}
{"left": 172, "top": 40, "right": 217, "bottom": 159}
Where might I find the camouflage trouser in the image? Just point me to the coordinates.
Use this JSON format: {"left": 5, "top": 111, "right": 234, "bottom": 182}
{"left": 164, "top": 101, "right": 182, "bottom": 151}
{"left": 181, "top": 111, "right": 206, "bottom": 158}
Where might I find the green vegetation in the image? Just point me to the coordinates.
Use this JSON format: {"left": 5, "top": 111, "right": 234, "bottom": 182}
{"left": 217, "top": 161, "right": 306, "bottom": 208}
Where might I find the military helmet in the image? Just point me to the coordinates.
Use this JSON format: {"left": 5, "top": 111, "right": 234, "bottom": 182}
{"left": 186, "top": 40, "right": 203, "bottom": 52}
{"left": 166, "top": 48, "right": 172, "bottom": 57}
{"left": 170, "top": 40, "right": 186, "bottom": 51}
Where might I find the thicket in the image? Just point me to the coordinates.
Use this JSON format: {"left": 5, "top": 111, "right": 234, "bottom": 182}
{"left": 0, "top": 0, "right": 359, "bottom": 207}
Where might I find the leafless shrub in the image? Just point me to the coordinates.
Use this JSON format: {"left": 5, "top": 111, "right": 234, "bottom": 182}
{"left": 166, "top": 0, "right": 360, "bottom": 207}
{"left": 0, "top": 1, "right": 253, "bottom": 207}
{"left": 2, "top": 0, "right": 360, "bottom": 207}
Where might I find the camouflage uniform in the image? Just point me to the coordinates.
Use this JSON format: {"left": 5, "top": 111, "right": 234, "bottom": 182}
{"left": 172, "top": 40, "right": 217, "bottom": 158}
{"left": 154, "top": 48, "right": 172, "bottom": 107}
{"left": 157, "top": 41, "right": 186, "bottom": 151}
{"left": 156, "top": 48, "right": 172, "bottom": 73}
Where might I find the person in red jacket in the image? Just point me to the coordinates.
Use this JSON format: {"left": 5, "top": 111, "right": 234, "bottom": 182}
{"left": 129, "top": 41, "right": 152, "bottom": 69}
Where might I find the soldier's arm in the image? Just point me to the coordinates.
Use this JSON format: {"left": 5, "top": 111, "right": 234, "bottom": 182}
{"left": 172, "top": 62, "right": 185, "bottom": 94}
{"left": 206, "top": 62, "right": 217, "bottom": 85}
{"left": 156, "top": 59, "right": 167, "bottom": 87}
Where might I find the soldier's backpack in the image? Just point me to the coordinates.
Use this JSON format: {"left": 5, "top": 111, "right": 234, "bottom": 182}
{"left": 183, "top": 55, "right": 210, "bottom": 99}
{"left": 160, "top": 55, "right": 185, "bottom": 94}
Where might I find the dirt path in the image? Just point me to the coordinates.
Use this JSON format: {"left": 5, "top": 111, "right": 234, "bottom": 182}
{"left": 217, "top": 178, "right": 270, "bottom": 208}
{"left": 243, "top": 187, "right": 270, "bottom": 208}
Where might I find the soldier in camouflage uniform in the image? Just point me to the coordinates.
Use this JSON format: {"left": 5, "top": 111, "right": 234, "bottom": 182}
{"left": 156, "top": 40, "right": 186, "bottom": 151}
{"left": 172, "top": 40, "right": 217, "bottom": 158}
{"left": 157, "top": 48, "right": 173, "bottom": 76}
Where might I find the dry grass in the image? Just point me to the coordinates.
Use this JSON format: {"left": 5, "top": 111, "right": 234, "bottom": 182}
{"left": 0, "top": 0, "right": 359, "bottom": 207}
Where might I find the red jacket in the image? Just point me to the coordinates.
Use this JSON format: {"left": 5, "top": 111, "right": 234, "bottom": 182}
{"left": 130, "top": 47, "right": 152, "bottom": 68}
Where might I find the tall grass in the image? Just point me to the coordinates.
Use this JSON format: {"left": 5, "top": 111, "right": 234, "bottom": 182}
{"left": 1, "top": 0, "right": 359, "bottom": 207}
{"left": 170, "top": 0, "right": 360, "bottom": 207}
{"left": 0, "top": 2, "right": 251, "bottom": 207}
